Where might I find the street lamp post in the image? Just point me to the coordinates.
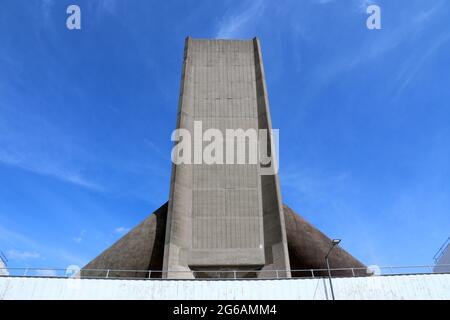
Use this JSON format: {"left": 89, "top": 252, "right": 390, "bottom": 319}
{"left": 325, "top": 239, "right": 341, "bottom": 300}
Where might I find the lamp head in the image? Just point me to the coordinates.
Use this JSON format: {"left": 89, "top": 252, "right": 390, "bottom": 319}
{"left": 331, "top": 239, "right": 341, "bottom": 246}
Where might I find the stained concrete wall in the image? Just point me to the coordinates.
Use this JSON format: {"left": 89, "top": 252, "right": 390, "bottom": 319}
{"left": 82, "top": 40, "right": 364, "bottom": 279}
{"left": 163, "top": 38, "right": 290, "bottom": 278}
{"left": 83, "top": 202, "right": 365, "bottom": 278}
{"left": 1, "top": 274, "right": 449, "bottom": 300}
{"left": 284, "top": 205, "right": 366, "bottom": 277}
{"left": 83, "top": 203, "right": 167, "bottom": 278}
{"left": 253, "top": 39, "right": 291, "bottom": 277}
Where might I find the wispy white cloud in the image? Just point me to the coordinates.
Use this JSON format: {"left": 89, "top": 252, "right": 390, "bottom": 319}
{"left": 297, "top": 1, "right": 446, "bottom": 111}
{"left": 0, "top": 225, "right": 38, "bottom": 248}
{"left": 0, "top": 225, "right": 87, "bottom": 266}
{"left": 98, "top": 0, "right": 119, "bottom": 15}
{"left": 414, "top": 0, "right": 445, "bottom": 24}
{"left": 73, "top": 230, "right": 87, "bottom": 244}
{"left": 0, "top": 150, "right": 102, "bottom": 191}
{"left": 389, "top": 2, "right": 449, "bottom": 98}
{"left": 282, "top": 167, "right": 351, "bottom": 203}
{"left": 114, "top": 226, "right": 130, "bottom": 234}
{"left": 35, "top": 269, "right": 58, "bottom": 277}
{"left": 88, "top": 0, "right": 121, "bottom": 18}
{"left": 215, "top": 0, "right": 266, "bottom": 39}
{"left": 7, "top": 250, "right": 41, "bottom": 260}
{"left": 393, "top": 32, "right": 450, "bottom": 98}
{"left": 144, "top": 139, "right": 171, "bottom": 162}
{"left": 314, "top": 0, "right": 334, "bottom": 4}
{"left": 0, "top": 92, "right": 103, "bottom": 192}
{"left": 41, "top": 0, "right": 55, "bottom": 19}
{"left": 356, "top": 0, "right": 375, "bottom": 13}
{"left": 311, "top": 0, "right": 374, "bottom": 11}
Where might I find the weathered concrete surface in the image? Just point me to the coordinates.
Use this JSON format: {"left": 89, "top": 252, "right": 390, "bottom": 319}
{"left": 163, "top": 38, "right": 290, "bottom": 278}
{"left": 83, "top": 203, "right": 167, "bottom": 278}
{"left": 83, "top": 203, "right": 365, "bottom": 278}
{"left": 83, "top": 38, "right": 365, "bottom": 279}
{"left": 283, "top": 205, "right": 366, "bottom": 277}
{"left": 2, "top": 274, "right": 449, "bottom": 300}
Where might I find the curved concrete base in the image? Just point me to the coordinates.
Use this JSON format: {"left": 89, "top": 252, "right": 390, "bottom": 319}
{"left": 83, "top": 203, "right": 365, "bottom": 278}
{"left": 283, "top": 205, "right": 366, "bottom": 277}
{"left": 83, "top": 203, "right": 167, "bottom": 278}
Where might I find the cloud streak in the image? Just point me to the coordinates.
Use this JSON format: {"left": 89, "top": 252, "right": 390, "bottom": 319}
{"left": 114, "top": 226, "right": 130, "bottom": 234}
{"left": 215, "top": 0, "right": 266, "bottom": 39}
{"left": 0, "top": 225, "right": 87, "bottom": 266}
{"left": 0, "top": 150, "right": 102, "bottom": 191}
{"left": 393, "top": 32, "right": 450, "bottom": 97}
{"left": 7, "top": 250, "right": 41, "bottom": 260}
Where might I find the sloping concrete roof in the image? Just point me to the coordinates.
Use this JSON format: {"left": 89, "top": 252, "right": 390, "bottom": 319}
{"left": 83, "top": 203, "right": 365, "bottom": 278}
{"left": 83, "top": 203, "right": 167, "bottom": 278}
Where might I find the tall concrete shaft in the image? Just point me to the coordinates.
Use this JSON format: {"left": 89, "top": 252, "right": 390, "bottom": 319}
{"left": 162, "top": 37, "right": 291, "bottom": 278}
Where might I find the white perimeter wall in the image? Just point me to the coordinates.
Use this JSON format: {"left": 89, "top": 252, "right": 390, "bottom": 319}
{"left": 0, "top": 274, "right": 449, "bottom": 300}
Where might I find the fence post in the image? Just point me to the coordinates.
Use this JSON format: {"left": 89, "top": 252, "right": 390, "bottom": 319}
{"left": 105, "top": 269, "right": 110, "bottom": 279}
{"left": 351, "top": 268, "right": 355, "bottom": 277}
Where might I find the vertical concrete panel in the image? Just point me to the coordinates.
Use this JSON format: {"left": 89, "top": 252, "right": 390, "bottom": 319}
{"left": 252, "top": 38, "right": 291, "bottom": 276}
{"left": 164, "top": 38, "right": 290, "bottom": 277}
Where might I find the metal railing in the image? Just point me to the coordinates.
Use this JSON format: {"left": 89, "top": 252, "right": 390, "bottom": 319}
{"left": 1, "top": 264, "right": 449, "bottom": 280}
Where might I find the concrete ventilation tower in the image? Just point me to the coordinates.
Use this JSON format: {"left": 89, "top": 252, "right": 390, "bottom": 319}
{"left": 83, "top": 38, "right": 365, "bottom": 279}
{"left": 162, "top": 38, "right": 290, "bottom": 278}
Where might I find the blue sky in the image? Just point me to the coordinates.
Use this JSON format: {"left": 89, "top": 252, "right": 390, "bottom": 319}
{"left": 0, "top": 0, "right": 449, "bottom": 271}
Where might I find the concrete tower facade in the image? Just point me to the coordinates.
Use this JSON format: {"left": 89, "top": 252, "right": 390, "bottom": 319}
{"left": 82, "top": 38, "right": 366, "bottom": 280}
{"left": 162, "top": 38, "right": 290, "bottom": 278}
